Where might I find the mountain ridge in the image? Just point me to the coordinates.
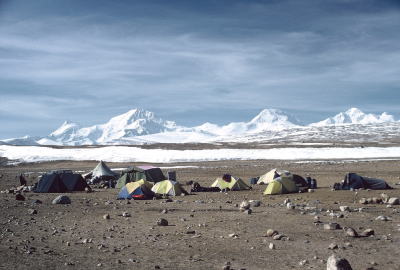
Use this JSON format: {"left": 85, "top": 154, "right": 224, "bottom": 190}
{"left": 1, "top": 108, "right": 398, "bottom": 146}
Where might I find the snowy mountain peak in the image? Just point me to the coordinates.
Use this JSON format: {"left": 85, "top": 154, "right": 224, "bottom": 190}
{"left": 247, "top": 109, "right": 298, "bottom": 131}
{"left": 107, "top": 109, "right": 157, "bottom": 125}
{"left": 311, "top": 107, "right": 396, "bottom": 126}
{"left": 50, "top": 121, "right": 80, "bottom": 137}
{"left": 250, "top": 109, "right": 293, "bottom": 124}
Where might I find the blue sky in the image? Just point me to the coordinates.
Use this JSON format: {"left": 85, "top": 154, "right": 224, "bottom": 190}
{"left": 1, "top": 0, "right": 400, "bottom": 139}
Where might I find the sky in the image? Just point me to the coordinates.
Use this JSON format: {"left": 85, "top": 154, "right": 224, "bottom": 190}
{"left": 1, "top": 0, "right": 400, "bottom": 139}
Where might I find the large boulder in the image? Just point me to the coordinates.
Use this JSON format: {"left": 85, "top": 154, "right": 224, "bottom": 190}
{"left": 327, "top": 254, "right": 353, "bottom": 270}
{"left": 52, "top": 195, "right": 71, "bottom": 205}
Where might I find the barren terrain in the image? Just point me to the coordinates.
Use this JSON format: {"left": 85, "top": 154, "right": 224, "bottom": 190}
{"left": 1, "top": 158, "right": 399, "bottom": 269}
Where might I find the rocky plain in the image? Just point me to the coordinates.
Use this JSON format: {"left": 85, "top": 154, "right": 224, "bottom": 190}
{"left": 0, "top": 157, "right": 399, "bottom": 269}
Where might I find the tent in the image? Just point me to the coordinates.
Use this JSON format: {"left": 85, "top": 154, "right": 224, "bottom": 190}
{"left": 35, "top": 170, "right": 88, "bottom": 193}
{"left": 258, "top": 169, "right": 308, "bottom": 189}
{"left": 263, "top": 176, "right": 299, "bottom": 195}
{"left": 86, "top": 161, "right": 119, "bottom": 184}
{"left": 341, "top": 173, "right": 391, "bottom": 190}
{"left": 258, "top": 169, "right": 292, "bottom": 185}
{"left": 117, "top": 180, "right": 155, "bottom": 200}
{"left": 211, "top": 174, "right": 251, "bottom": 191}
{"left": 116, "top": 165, "right": 166, "bottom": 188}
{"left": 151, "top": 180, "right": 187, "bottom": 196}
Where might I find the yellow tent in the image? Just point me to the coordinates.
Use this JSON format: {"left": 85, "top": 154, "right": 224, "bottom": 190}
{"left": 117, "top": 179, "right": 155, "bottom": 199}
{"left": 151, "top": 180, "right": 186, "bottom": 196}
{"left": 263, "top": 176, "right": 299, "bottom": 195}
{"left": 258, "top": 169, "right": 292, "bottom": 185}
{"left": 211, "top": 176, "right": 250, "bottom": 191}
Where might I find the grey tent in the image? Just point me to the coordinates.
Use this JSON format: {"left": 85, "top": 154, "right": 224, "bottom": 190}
{"left": 86, "top": 161, "right": 119, "bottom": 184}
{"left": 341, "top": 173, "right": 391, "bottom": 190}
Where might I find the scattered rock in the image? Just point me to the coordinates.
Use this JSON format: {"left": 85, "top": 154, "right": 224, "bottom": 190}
{"left": 339, "top": 206, "right": 350, "bottom": 212}
{"left": 27, "top": 209, "right": 37, "bottom": 215}
{"left": 52, "top": 195, "right": 71, "bottom": 205}
{"left": 327, "top": 254, "right": 353, "bottom": 270}
{"left": 15, "top": 194, "right": 25, "bottom": 201}
{"left": 266, "top": 229, "right": 278, "bottom": 237}
{"left": 272, "top": 234, "right": 284, "bottom": 240}
{"left": 249, "top": 200, "right": 261, "bottom": 207}
{"left": 387, "top": 198, "right": 399, "bottom": 205}
{"left": 299, "top": 259, "right": 308, "bottom": 266}
{"left": 375, "top": 216, "right": 391, "bottom": 221}
{"left": 122, "top": 212, "right": 131, "bottom": 217}
{"left": 286, "top": 203, "right": 295, "bottom": 209}
{"left": 344, "top": 227, "right": 358, "bottom": 237}
{"left": 361, "top": 228, "right": 374, "bottom": 237}
{"left": 103, "top": 214, "right": 110, "bottom": 220}
{"left": 31, "top": 199, "right": 42, "bottom": 204}
{"left": 268, "top": 243, "right": 275, "bottom": 250}
{"left": 328, "top": 243, "right": 338, "bottom": 250}
{"left": 243, "top": 209, "right": 252, "bottom": 215}
{"left": 371, "top": 197, "right": 382, "bottom": 204}
{"left": 228, "top": 233, "right": 239, "bottom": 238}
{"left": 324, "top": 223, "right": 340, "bottom": 230}
{"left": 161, "top": 209, "right": 168, "bottom": 214}
{"left": 359, "top": 198, "right": 368, "bottom": 204}
{"left": 157, "top": 218, "right": 168, "bottom": 226}
{"left": 239, "top": 201, "right": 250, "bottom": 211}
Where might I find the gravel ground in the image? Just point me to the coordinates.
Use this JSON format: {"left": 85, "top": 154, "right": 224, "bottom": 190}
{"left": 1, "top": 158, "right": 399, "bottom": 270}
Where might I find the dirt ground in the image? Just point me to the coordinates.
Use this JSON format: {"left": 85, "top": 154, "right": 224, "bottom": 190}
{"left": 0, "top": 158, "right": 399, "bottom": 270}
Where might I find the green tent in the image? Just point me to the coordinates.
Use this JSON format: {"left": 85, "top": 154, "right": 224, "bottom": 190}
{"left": 211, "top": 175, "right": 250, "bottom": 191}
{"left": 116, "top": 165, "right": 166, "bottom": 189}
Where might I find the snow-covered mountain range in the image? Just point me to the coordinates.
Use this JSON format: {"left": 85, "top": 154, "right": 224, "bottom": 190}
{"left": 2, "top": 108, "right": 399, "bottom": 146}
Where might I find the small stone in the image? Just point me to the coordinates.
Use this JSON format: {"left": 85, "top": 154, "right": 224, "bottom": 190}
{"left": 266, "top": 229, "right": 278, "bottom": 237}
{"left": 244, "top": 209, "right": 252, "bottom": 215}
{"left": 122, "top": 212, "right": 131, "bottom": 217}
{"left": 161, "top": 209, "right": 168, "bottom": 214}
{"left": 375, "top": 216, "right": 390, "bottom": 221}
{"left": 272, "top": 234, "right": 284, "bottom": 240}
{"left": 326, "top": 254, "right": 353, "bottom": 270}
{"left": 52, "top": 195, "right": 71, "bottom": 205}
{"left": 249, "top": 200, "right": 261, "bottom": 207}
{"left": 324, "top": 223, "right": 340, "bottom": 230}
{"left": 371, "top": 197, "right": 382, "bottom": 204}
{"left": 299, "top": 260, "right": 308, "bottom": 266}
{"left": 361, "top": 228, "right": 374, "bottom": 237}
{"left": 15, "top": 194, "right": 25, "bottom": 201}
{"left": 286, "top": 203, "right": 295, "bottom": 209}
{"left": 157, "top": 218, "right": 168, "bottom": 226}
{"left": 268, "top": 243, "right": 275, "bottom": 250}
{"left": 345, "top": 227, "right": 358, "bottom": 237}
{"left": 283, "top": 198, "right": 291, "bottom": 204}
{"left": 339, "top": 206, "right": 350, "bottom": 212}
{"left": 228, "top": 233, "right": 239, "bottom": 238}
{"left": 387, "top": 198, "right": 399, "bottom": 205}
{"left": 239, "top": 201, "right": 250, "bottom": 211}
{"left": 28, "top": 209, "right": 37, "bottom": 215}
{"left": 31, "top": 199, "right": 42, "bottom": 204}
{"left": 359, "top": 198, "right": 368, "bottom": 204}
{"left": 328, "top": 243, "right": 338, "bottom": 250}
{"left": 103, "top": 214, "right": 110, "bottom": 220}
